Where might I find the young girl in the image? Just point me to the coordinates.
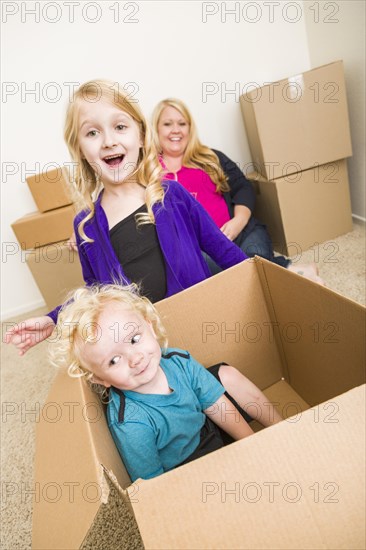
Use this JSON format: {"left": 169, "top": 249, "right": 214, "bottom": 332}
{"left": 6, "top": 80, "right": 247, "bottom": 355}
{"left": 49, "top": 283, "right": 282, "bottom": 482}
{"left": 5, "top": 79, "right": 252, "bottom": 415}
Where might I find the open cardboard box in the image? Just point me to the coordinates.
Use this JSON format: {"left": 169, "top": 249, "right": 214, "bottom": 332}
{"left": 32, "top": 258, "right": 365, "bottom": 549}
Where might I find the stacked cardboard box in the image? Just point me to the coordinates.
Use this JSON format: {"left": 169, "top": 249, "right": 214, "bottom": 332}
{"left": 240, "top": 60, "right": 353, "bottom": 256}
{"left": 32, "top": 259, "right": 365, "bottom": 549}
{"left": 11, "top": 168, "right": 83, "bottom": 309}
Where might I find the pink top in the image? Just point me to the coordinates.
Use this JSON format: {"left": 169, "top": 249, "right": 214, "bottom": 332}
{"left": 163, "top": 164, "right": 230, "bottom": 228}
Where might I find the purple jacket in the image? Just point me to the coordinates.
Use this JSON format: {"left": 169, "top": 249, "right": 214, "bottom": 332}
{"left": 47, "top": 180, "right": 247, "bottom": 323}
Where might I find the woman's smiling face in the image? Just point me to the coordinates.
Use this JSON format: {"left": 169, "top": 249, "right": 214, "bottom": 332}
{"left": 157, "top": 105, "right": 190, "bottom": 158}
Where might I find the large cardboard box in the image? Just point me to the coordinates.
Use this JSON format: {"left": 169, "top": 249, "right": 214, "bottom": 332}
{"left": 248, "top": 159, "right": 353, "bottom": 256}
{"left": 26, "top": 167, "right": 73, "bottom": 213}
{"left": 240, "top": 60, "right": 352, "bottom": 180}
{"left": 32, "top": 259, "right": 365, "bottom": 549}
{"left": 11, "top": 205, "right": 75, "bottom": 250}
{"left": 26, "top": 244, "right": 84, "bottom": 311}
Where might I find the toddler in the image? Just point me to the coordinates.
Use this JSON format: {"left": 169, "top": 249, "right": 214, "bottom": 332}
{"left": 50, "top": 284, "right": 282, "bottom": 482}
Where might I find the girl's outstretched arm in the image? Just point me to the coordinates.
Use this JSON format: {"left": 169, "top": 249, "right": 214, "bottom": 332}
{"left": 4, "top": 316, "right": 55, "bottom": 355}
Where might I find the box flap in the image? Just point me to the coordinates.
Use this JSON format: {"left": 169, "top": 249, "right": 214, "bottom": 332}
{"left": 130, "top": 385, "right": 365, "bottom": 549}
{"left": 239, "top": 94, "right": 265, "bottom": 171}
{"left": 32, "top": 371, "right": 131, "bottom": 550}
{"left": 258, "top": 258, "right": 366, "bottom": 405}
{"left": 155, "top": 260, "right": 283, "bottom": 390}
{"left": 248, "top": 173, "right": 288, "bottom": 255}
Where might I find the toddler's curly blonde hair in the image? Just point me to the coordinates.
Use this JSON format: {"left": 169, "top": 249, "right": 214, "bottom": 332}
{"left": 48, "top": 283, "right": 168, "bottom": 383}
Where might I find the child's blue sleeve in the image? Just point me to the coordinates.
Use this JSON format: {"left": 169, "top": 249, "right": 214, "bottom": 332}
{"left": 109, "top": 420, "right": 164, "bottom": 482}
{"left": 185, "top": 354, "right": 225, "bottom": 410}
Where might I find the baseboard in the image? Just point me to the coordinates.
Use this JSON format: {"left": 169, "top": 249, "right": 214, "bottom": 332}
{"left": 1, "top": 299, "right": 46, "bottom": 322}
{"left": 352, "top": 214, "right": 366, "bottom": 224}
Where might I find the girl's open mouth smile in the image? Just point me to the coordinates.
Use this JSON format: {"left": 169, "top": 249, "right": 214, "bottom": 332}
{"left": 103, "top": 154, "right": 125, "bottom": 167}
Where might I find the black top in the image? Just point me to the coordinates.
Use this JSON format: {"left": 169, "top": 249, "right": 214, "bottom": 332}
{"left": 109, "top": 204, "right": 167, "bottom": 303}
{"left": 213, "top": 149, "right": 256, "bottom": 214}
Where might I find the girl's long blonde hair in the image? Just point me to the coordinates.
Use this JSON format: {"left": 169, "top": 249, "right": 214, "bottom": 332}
{"left": 152, "top": 98, "right": 230, "bottom": 193}
{"left": 64, "top": 80, "right": 164, "bottom": 242}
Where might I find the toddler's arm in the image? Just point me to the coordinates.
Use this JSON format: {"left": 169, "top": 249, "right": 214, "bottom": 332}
{"left": 204, "top": 394, "right": 254, "bottom": 440}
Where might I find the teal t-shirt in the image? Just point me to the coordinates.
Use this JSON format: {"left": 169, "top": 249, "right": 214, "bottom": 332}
{"left": 107, "top": 348, "right": 225, "bottom": 481}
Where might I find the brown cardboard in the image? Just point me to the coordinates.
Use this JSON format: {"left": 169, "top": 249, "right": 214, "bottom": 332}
{"left": 132, "top": 386, "right": 365, "bottom": 550}
{"left": 26, "top": 167, "right": 74, "bottom": 212}
{"left": 32, "top": 259, "right": 366, "bottom": 550}
{"left": 240, "top": 60, "right": 352, "bottom": 180}
{"left": 25, "top": 244, "right": 84, "bottom": 311}
{"left": 11, "top": 205, "right": 76, "bottom": 250}
{"left": 248, "top": 159, "right": 353, "bottom": 255}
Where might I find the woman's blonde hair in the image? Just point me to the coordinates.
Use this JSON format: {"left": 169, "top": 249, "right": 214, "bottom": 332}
{"left": 48, "top": 283, "right": 168, "bottom": 384}
{"left": 152, "top": 98, "right": 229, "bottom": 193}
{"left": 64, "top": 80, "right": 164, "bottom": 241}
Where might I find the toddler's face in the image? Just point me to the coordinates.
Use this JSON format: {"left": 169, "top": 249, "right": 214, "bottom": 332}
{"left": 77, "top": 98, "right": 142, "bottom": 187}
{"left": 80, "top": 302, "right": 162, "bottom": 393}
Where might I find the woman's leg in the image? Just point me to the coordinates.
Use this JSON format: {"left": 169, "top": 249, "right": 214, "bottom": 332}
{"left": 203, "top": 218, "right": 324, "bottom": 281}
{"left": 202, "top": 221, "right": 289, "bottom": 275}
{"left": 237, "top": 221, "right": 324, "bottom": 283}
{"left": 236, "top": 220, "right": 290, "bottom": 267}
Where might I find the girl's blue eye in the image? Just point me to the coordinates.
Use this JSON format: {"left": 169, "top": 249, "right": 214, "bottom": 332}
{"left": 86, "top": 130, "right": 97, "bottom": 137}
{"left": 116, "top": 124, "right": 127, "bottom": 131}
{"left": 131, "top": 334, "right": 141, "bottom": 345}
{"left": 109, "top": 356, "right": 120, "bottom": 366}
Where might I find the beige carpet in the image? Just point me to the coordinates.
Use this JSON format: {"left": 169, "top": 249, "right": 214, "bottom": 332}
{"left": 1, "top": 221, "right": 365, "bottom": 550}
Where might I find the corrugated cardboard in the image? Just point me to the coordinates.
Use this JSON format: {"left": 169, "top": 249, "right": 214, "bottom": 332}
{"left": 32, "top": 259, "right": 366, "bottom": 550}
{"left": 11, "top": 205, "right": 76, "bottom": 250}
{"left": 26, "top": 167, "right": 74, "bottom": 213}
{"left": 248, "top": 159, "right": 353, "bottom": 256}
{"left": 240, "top": 60, "right": 352, "bottom": 180}
{"left": 26, "top": 244, "right": 84, "bottom": 310}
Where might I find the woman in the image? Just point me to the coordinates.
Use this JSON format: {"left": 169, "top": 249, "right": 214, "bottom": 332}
{"left": 152, "top": 98, "right": 322, "bottom": 282}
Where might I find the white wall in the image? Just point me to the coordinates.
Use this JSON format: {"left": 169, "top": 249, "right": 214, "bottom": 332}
{"left": 2, "top": 0, "right": 359, "bottom": 319}
{"left": 304, "top": 0, "right": 366, "bottom": 221}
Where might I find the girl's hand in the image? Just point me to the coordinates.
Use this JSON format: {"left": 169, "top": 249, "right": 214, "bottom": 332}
{"left": 3, "top": 316, "right": 55, "bottom": 355}
{"left": 67, "top": 231, "right": 78, "bottom": 252}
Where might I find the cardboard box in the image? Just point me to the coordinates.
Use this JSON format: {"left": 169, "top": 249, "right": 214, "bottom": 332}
{"left": 248, "top": 159, "right": 353, "bottom": 256}
{"left": 26, "top": 167, "right": 73, "bottom": 213}
{"left": 11, "top": 205, "right": 76, "bottom": 250}
{"left": 32, "top": 258, "right": 365, "bottom": 549}
{"left": 240, "top": 60, "right": 352, "bottom": 180}
{"left": 26, "top": 243, "right": 84, "bottom": 311}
